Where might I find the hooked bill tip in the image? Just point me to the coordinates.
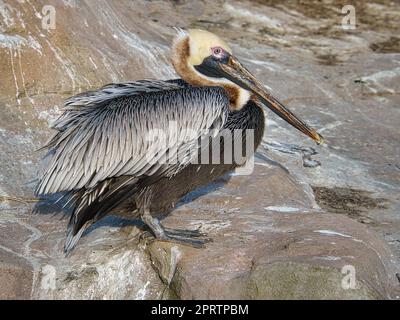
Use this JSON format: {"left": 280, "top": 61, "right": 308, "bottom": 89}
{"left": 314, "top": 132, "right": 325, "bottom": 145}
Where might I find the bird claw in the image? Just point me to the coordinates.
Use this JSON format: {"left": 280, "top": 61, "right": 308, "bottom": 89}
{"left": 163, "top": 226, "right": 206, "bottom": 238}
{"left": 164, "top": 227, "right": 212, "bottom": 248}
{"left": 138, "top": 230, "right": 157, "bottom": 247}
{"left": 159, "top": 233, "right": 213, "bottom": 249}
{"left": 140, "top": 227, "right": 212, "bottom": 249}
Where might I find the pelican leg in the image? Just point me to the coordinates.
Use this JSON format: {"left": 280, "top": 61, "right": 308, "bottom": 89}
{"left": 140, "top": 209, "right": 211, "bottom": 248}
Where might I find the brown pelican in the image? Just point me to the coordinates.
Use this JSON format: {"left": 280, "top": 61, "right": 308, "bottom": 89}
{"left": 36, "top": 29, "right": 323, "bottom": 254}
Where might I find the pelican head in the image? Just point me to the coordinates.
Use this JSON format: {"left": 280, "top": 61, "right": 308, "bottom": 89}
{"left": 171, "top": 28, "right": 324, "bottom": 145}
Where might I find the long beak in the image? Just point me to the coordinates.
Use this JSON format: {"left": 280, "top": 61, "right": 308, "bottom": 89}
{"left": 218, "top": 55, "right": 324, "bottom": 145}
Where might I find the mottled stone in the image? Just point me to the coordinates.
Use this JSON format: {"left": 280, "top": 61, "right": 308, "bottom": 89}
{"left": 146, "top": 170, "right": 399, "bottom": 299}
{"left": 0, "top": 252, "right": 33, "bottom": 300}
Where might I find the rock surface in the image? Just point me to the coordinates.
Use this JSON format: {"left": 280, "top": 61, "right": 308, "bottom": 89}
{"left": 1, "top": 0, "right": 400, "bottom": 299}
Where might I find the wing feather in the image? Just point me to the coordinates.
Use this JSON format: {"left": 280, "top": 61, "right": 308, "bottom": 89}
{"left": 36, "top": 80, "right": 228, "bottom": 195}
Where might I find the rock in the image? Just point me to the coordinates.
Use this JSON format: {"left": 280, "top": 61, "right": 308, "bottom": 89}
{"left": 1, "top": 0, "right": 400, "bottom": 299}
{"left": 0, "top": 210, "right": 167, "bottom": 300}
{"left": 149, "top": 212, "right": 395, "bottom": 299}
{"left": 0, "top": 252, "right": 33, "bottom": 300}
{"left": 147, "top": 167, "right": 398, "bottom": 299}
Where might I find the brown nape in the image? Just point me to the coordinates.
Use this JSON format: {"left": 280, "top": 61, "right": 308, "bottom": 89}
{"left": 171, "top": 37, "right": 246, "bottom": 110}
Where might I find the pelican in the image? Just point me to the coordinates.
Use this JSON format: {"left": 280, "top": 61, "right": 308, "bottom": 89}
{"left": 36, "top": 29, "right": 323, "bottom": 254}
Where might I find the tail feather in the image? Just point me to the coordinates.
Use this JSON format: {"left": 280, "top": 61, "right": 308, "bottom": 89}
{"left": 63, "top": 177, "right": 139, "bottom": 255}
{"left": 64, "top": 220, "right": 91, "bottom": 255}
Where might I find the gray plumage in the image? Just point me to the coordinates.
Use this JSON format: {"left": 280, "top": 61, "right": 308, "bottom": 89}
{"left": 36, "top": 79, "right": 237, "bottom": 253}
{"left": 36, "top": 80, "right": 228, "bottom": 195}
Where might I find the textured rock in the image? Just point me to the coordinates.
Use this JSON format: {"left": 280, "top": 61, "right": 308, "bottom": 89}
{"left": 1, "top": 0, "right": 400, "bottom": 299}
{"left": 147, "top": 167, "right": 398, "bottom": 299}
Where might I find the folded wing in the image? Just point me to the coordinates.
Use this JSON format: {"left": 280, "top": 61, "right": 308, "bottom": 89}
{"left": 36, "top": 80, "right": 229, "bottom": 196}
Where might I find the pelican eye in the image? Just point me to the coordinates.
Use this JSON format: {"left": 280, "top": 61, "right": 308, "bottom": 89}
{"left": 211, "top": 46, "right": 224, "bottom": 58}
